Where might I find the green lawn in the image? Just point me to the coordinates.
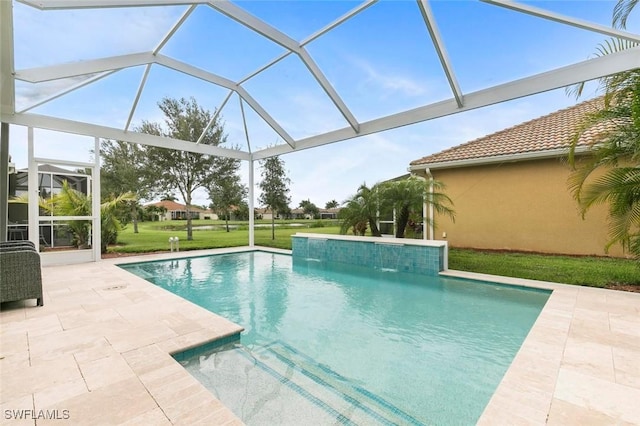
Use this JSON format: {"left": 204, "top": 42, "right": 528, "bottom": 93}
{"left": 112, "top": 219, "right": 341, "bottom": 252}
{"left": 448, "top": 249, "right": 638, "bottom": 288}
{"left": 110, "top": 220, "right": 639, "bottom": 288}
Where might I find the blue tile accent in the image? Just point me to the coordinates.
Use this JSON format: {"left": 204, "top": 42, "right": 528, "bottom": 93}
{"left": 263, "top": 340, "right": 425, "bottom": 426}
{"left": 292, "top": 236, "right": 444, "bottom": 275}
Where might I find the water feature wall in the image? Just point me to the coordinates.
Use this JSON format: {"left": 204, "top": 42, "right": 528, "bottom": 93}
{"left": 292, "top": 233, "right": 448, "bottom": 275}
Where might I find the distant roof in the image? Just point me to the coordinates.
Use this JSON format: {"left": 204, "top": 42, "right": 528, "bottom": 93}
{"left": 17, "top": 164, "right": 88, "bottom": 175}
{"left": 148, "top": 200, "right": 209, "bottom": 213}
{"left": 410, "top": 96, "right": 607, "bottom": 168}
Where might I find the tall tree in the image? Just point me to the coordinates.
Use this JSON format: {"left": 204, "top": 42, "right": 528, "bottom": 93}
{"left": 339, "top": 183, "right": 382, "bottom": 237}
{"left": 138, "top": 97, "right": 227, "bottom": 241}
{"left": 100, "top": 140, "right": 152, "bottom": 234}
{"left": 208, "top": 157, "right": 247, "bottom": 232}
{"left": 258, "top": 156, "right": 291, "bottom": 240}
{"left": 299, "top": 199, "right": 319, "bottom": 219}
{"left": 233, "top": 201, "right": 250, "bottom": 221}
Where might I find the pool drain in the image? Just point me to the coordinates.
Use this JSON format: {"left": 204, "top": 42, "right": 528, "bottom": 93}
{"left": 102, "top": 284, "right": 127, "bottom": 291}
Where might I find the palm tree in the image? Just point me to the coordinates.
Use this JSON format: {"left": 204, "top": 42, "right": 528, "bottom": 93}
{"left": 378, "top": 176, "right": 455, "bottom": 238}
{"left": 100, "top": 192, "right": 137, "bottom": 252}
{"left": 567, "top": 0, "right": 640, "bottom": 258}
{"left": 568, "top": 74, "right": 640, "bottom": 257}
{"left": 45, "top": 181, "right": 92, "bottom": 247}
{"left": 339, "top": 183, "right": 382, "bottom": 236}
{"left": 338, "top": 199, "right": 369, "bottom": 236}
{"left": 45, "top": 181, "right": 136, "bottom": 252}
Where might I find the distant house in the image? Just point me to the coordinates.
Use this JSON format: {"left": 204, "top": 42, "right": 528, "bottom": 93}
{"left": 255, "top": 207, "right": 284, "bottom": 220}
{"left": 255, "top": 207, "right": 340, "bottom": 220}
{"left": 290, "top": 208, "right": 309, "bottom": 220}
{"left": 319, "top": 208, "right": 340, "bottom": 219}
{"left": 147, "top": 200, "right": 217, "bottom": 221}
{"left": 254, "top": 207, "right": 273, "bottom": 220}
{"left": 409, "top": 97, "right": 625, "bottom": 257}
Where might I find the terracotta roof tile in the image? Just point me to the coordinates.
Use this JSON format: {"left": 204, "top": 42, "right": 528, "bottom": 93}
{"left": 148, "top": 200, "right": 209, "bottom": 212}
{"left": 410, "top": 96, "right": 607, "bottom": 166}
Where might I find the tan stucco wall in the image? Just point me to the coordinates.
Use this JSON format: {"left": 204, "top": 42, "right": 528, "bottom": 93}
{"left": 417, "top": 157, "right": 625, "bottom": 257}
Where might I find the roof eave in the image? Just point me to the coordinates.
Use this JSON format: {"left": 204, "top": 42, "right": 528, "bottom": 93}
{"left": 409, "top": 146, "right": 591, "bottom": 171}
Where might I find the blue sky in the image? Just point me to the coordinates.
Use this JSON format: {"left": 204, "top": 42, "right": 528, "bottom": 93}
{"left": 8, "top": 0, "right": 638, "bottom": 208}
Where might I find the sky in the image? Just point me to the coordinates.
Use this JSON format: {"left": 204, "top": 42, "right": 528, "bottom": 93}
{"left": 7, "top": 0, "right": 639, "bottom": 208}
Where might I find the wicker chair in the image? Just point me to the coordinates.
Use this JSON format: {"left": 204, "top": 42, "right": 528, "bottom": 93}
{"left": 0, "top": 240, "right": 36, "bottom": 250}
{"left": 0, "top": 242, "right": 44, "bottom": 306}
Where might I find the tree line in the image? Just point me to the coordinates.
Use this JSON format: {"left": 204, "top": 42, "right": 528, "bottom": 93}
{"left": 99, "top": 97, "right": 299, "bottom": 243}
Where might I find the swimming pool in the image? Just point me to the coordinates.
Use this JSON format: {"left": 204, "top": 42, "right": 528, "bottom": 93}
{"left": 121, "top": 251, "right": 550, "bottom": 425}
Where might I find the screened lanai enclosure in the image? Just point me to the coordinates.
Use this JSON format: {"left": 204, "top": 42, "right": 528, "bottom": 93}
{"left": 1, "top": 0, "right": 639, "bottom": 263}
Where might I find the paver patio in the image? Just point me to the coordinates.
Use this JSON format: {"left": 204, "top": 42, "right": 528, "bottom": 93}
{"left": 1, "top": 247, "right": 639, "bottom": 425}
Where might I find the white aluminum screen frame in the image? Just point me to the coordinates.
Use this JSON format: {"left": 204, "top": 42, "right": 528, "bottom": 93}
{"left": 2, "top": 0, "right": 638, "bottom": 160}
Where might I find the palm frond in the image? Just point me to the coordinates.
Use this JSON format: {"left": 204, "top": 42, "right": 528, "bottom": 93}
{"left": 565, "top": 38, "right": 639, "bottom": 100}
{"left": 567, "top": 63, "right": 640, "bottom": 257}
{"left": 613, "top": 0, "right": 639, "bottom": 28}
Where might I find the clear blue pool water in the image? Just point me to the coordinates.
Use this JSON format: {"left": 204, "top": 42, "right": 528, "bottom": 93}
{"left": 121, "top": 251, "right": 550, "bottom": 425}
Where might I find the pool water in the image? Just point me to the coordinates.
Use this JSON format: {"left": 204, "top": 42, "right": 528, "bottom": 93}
{"left": 121, "top": 251, "right": 550, "bottom": 425}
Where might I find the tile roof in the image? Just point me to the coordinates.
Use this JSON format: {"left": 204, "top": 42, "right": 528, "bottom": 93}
{"left": 148, "top": 200, "right": 209, "bottom": 213}
{"left": 410, "top": 96, "right": 607, "bottom": 167}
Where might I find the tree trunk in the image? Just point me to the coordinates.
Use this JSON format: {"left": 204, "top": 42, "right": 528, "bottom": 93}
{"left": 271, "top": 211, "right": 275, "bottom": 240}
{"left": 186, "top": 196, "right": 193, "bottom": 241}
{"left": 395, "top": 205, "right": 410, "bottom": 238}
{"left": 131, "top": 202, "right": 139, "bottom": 234}
{"left": 369, "top": 218, "right": 382, "bottom": 237}
{"left": 225, "top": 214, "right": 230, "bottom": 232}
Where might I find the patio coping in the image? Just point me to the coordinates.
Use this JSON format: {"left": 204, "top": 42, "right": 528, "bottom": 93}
{"left": 0, "top": 247, "right": 638, "bottom": 424}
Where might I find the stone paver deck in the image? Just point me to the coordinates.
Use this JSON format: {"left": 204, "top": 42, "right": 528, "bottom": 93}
{"left": 1, "top": 247, "right": 639, "bottom": 425}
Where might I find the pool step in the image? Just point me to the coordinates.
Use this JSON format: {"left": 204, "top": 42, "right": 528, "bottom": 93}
{"left": 185, "top": 344, "right": 345, "bottom": 425}
{"left": 250, "top": 341, "right": 424, "bottom": 426}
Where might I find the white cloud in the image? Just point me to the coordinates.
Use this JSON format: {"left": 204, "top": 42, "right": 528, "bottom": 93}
{"left": 11, "top": 3, "right": 184, "bottom": 119}
{"left": 15, "top": 75, "right": 102, "bottom": 111}
{"left": 14, "top": 3, "right": 183, "bottom": 68}
{"left": 283, "top": 132, "right": 413, "bottom": 207}
{"left": 348, "top": 56, "right": 430, "bottom": 99}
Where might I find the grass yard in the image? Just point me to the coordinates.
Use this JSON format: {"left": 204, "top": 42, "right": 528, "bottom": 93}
{"left": 111, "top": 219, "right": 341, "bottom": 252}
{"left": 448, "top": 249, "right": 639, "bottom": 289}
{"left": 108, "top": 220, "right": 639, "bottom": 289}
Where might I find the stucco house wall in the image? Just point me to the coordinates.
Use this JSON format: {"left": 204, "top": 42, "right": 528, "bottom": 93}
{"left": 410, "top": 96, "right": 628, "bottom": 258}
{"left": 413, "top": 157, "right": 622, "bottom": 257}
